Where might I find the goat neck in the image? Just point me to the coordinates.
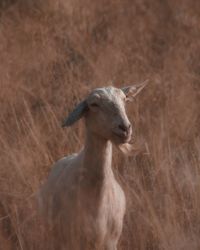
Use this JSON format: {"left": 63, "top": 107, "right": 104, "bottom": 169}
{"left": 82, "top": 129, "right": 113, "bottom": 186}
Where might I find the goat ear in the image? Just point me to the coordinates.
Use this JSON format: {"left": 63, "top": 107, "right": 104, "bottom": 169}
{"left": 62, "top": 100, "right": 88, "bottom": 127}
{"left": 122, "top": 79, "right": 148, "bottom": 101}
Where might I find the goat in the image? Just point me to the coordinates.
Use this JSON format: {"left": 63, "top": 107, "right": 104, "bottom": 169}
{"left": 39, "top": 82, "right": 147, "bottom": 250}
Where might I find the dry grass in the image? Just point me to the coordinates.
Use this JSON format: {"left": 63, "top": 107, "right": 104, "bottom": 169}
{"left": 0, "top": 0, "right": 200, "bottom": 249}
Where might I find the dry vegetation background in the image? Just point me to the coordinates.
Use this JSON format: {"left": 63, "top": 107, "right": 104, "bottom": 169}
{"left": 0, "top": 0, "right": 200, "bottom": 249}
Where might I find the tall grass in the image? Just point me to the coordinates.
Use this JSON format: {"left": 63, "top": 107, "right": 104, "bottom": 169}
{"left": 0, "top": 0, "right": 199, "bottom": 249}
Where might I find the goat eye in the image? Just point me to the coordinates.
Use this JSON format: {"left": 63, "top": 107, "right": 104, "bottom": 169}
{"left": 90, "top": 103, "right": 99, "bottom": 107}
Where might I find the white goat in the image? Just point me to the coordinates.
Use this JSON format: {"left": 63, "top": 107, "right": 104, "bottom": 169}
{"left": 39, "top": 82, "right": 147, "bottom": 250}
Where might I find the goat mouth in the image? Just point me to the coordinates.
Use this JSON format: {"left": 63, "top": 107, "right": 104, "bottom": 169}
{"left": 112, "top": 131, "right": 131, "bottom": 143}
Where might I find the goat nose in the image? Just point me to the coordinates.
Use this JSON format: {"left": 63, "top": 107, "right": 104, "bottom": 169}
{"left": 118, "top": 123, "right": 131, "bottom": 133}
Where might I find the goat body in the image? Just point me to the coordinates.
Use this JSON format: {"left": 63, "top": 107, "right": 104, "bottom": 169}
{"left": 40, "top": 131, "right": 125, "bottom": 250}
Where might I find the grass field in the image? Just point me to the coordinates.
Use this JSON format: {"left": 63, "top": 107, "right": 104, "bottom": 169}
{"left": 0, "top": 0, "right": 200, "bottom": 249}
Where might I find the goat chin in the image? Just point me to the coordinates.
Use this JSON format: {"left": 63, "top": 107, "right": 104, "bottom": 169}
{"left": 118, "top": 143, "right": 142, "bottom": 156}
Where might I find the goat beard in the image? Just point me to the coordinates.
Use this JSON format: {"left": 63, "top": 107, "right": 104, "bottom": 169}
{"left": 118, "top": 143, "right": 140, "bottom": 156}
{"left": 118, "top": 141, "right": 149, "bottom": 156}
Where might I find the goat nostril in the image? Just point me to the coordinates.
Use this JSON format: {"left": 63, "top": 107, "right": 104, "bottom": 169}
{"left": 118, "top": 124, "right": 126, "bottom": 132}
{"left": 118, "top": 124, "right": 129, "bottom": 133}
